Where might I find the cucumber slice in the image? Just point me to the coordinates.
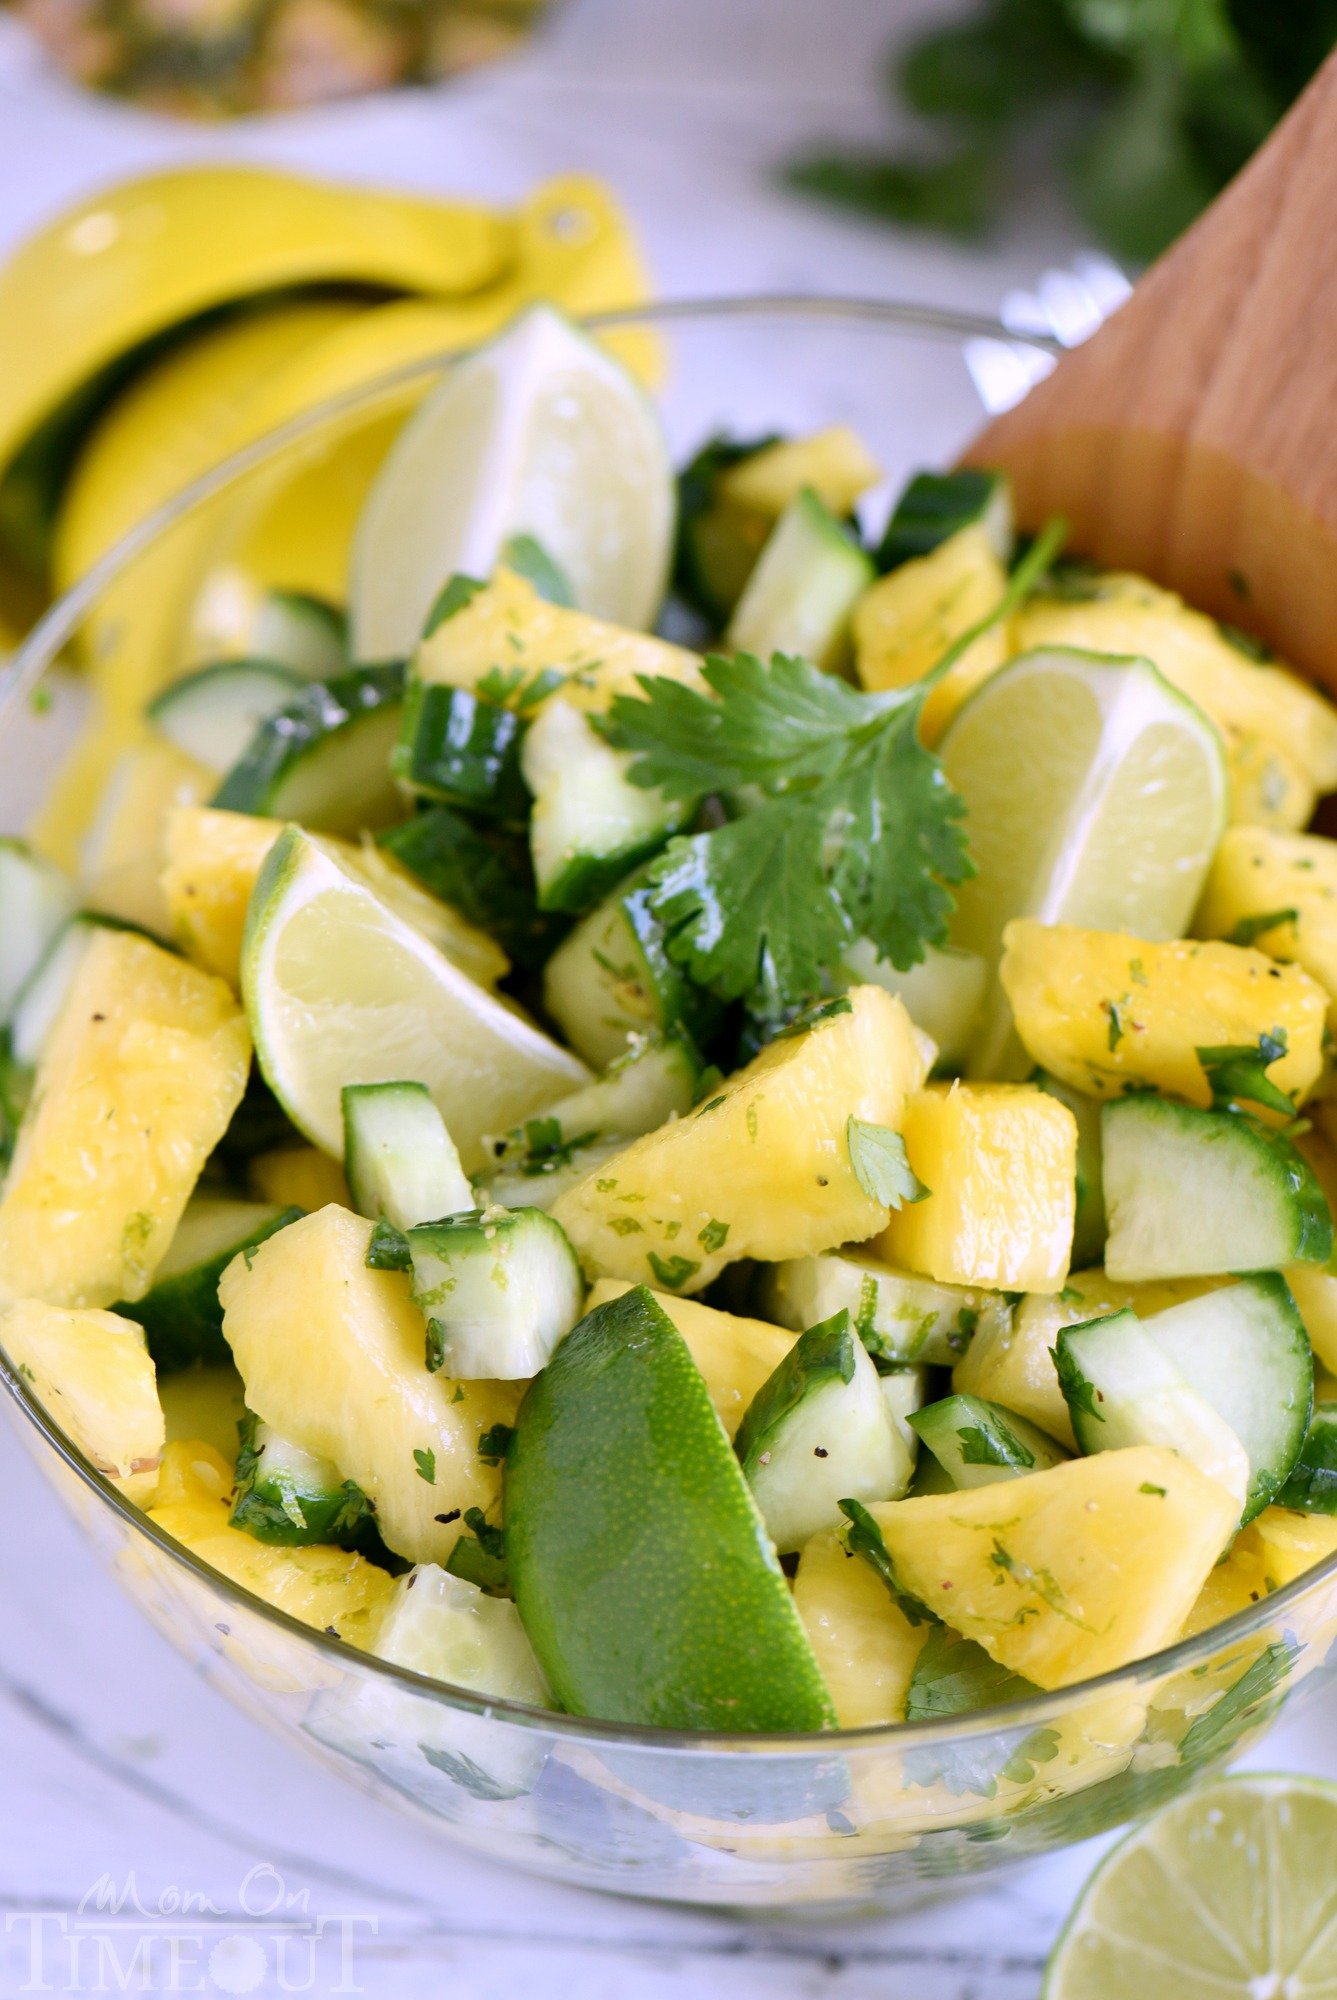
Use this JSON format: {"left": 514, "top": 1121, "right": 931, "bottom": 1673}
{"left": 876, "top": 469, "right": 1014, "bottom": 572}
{"left": 1102, "top": 1095, "right": 1332, "bottom": 1280}
{"left": 230, "top": 1412, "right": 379, "bottom": 1550}
{"left": 1035, "top": 1070, "right": 1106, "bottom": 1268}
{"left": 212, "top": 663, "right": 405, "bottom": 834}
{"left": 0, "top": 839, "right": 74, "bottom": 1021}
{"left": 392, "top": 681, "right": 527, "bottom": 820}
{"left": 1276, "top": 1403, "right": 1337, "bottom": 1514}
{"left": 673, "top": 432, "right": 780, "bottom": 623}
{"left": 880, "top": 1366, "right": 927, "bottom": 1463}
{"left": 842, "top": 940, "right": 986, "bottom": 1071}
{"left": 734, "top": 1310, "right": 912, "bottom": 1554}
{"left": 117, "top": 1195, "right": 302, "bottom": 1373}
{"left": 342, "top": 1081, "right": 474, "bottom": 1232}
{"left": 521, "top": 697, "right": 689, "bottom": 914}
{"left": 760, "top": 1249, "right": 1007, "bottom": 1367}
{"left": 148, "top": 660, "right": 307, "bottom": 776}
{"left": 406, "top": 1208, "right": 584, "bottom": 1379}
{"left": 1056, "top": 1307, "right": 1252, "bottom": 1514}
{"left": 250, "top": 589, "right": 348, "bottom": 679}
{"left": 909, "top": 1392, "right": 1069, "bottom": 1490}
{"left": 1144, "top": 1275, "right": 1313, "bottom": 1522}
{"left": 377, "top": 807, "right": 558, "bottom": 973}
{"left": 486, "top": 1037, "right": 698, "bottom": 1175}
{"left": 541, "top": 861, "right": 723, "bottom": 1070}
{"left": 726, "top": 489, "right": 874, "bottom": 673}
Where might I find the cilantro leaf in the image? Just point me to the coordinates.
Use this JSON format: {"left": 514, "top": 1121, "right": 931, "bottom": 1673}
{"left": 1196, "top": 1030, "right": 1295, "bottom": 1118}
{"left": 838, "top": 1498, "right": 936, "bottom": 1626}
{"left": 366, "top": 1219, "right": 412, "bottom": 1272}
{"left": 1228, "top": 909, "right": 1298, "bottom": 948}
{"left": 904, "top": 1623, "right": 1040, "bottom": 1722}
{"left": 847, "top": 1118, "right": 930, "bottom": 1209}
{"left": 477, "top": 1422, "right": 514, "bottom": 1467}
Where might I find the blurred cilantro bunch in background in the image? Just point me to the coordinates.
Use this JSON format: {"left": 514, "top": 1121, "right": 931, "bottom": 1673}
{"left": 787, "top": 0, "right": 1337, "bottom": 263}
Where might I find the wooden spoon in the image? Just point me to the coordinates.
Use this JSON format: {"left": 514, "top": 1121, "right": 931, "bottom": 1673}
{"left": 963, "top": 46, "right": 1337, "bottom": 694}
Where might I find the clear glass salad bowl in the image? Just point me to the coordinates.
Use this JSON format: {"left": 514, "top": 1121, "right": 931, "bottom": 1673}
{"left": 2, "top": 298, "right": 1335, "bottom": 1919}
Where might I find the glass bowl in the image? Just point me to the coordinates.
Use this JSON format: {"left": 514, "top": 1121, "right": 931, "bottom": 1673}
{"left": 2, "top": 298, "right": 1335, "bottom": 1920}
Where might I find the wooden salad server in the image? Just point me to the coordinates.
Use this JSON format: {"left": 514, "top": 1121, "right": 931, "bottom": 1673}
{"left": 964, "top": 45, "right": 1337, "bottom": 693}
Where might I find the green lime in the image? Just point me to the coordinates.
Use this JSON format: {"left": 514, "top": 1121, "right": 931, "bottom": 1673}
{"left": 1045, "top": 1773, "right": 1337, "bottom": 1999}
{"left": 505, "top": 1284, "right": 837, "bottom": 1731}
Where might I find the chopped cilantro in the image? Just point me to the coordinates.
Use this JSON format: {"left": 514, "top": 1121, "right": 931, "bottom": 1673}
{"left": 413, "top": 1447, "right": 436, "bottom": 1485}
{"left": 698, "top": 1218, "right": 730, "bottom": 1253}
{"left": 366, "top": 1219, "right": 412, "bottom": 1272}
{"left": 425, "top": 1321, "right": 447, "bottom": 1374}
{"left": 1196, "top": 1030, "right": 1294, "bottom": 1119}
{"left": 1139, "top": 1481, "right": 1168, "bottom": 1497}
{"left": 477, "top": 1422, "right": 514, "bottom": 1467}
{"left": 445, "top": 1507, "right": 509, "bottom": 1596}
{"left": 1051, "top": 1339, "right": 1102, "bottom": 1422}
{"left": 847, "top": 1117, "right": 930, "bottom": 1209}
{"left": 500, "top": 533, "right": 575, "bottom": 607}
{"left": 1104, "top": 997, "right": 1126, "bottom": 1051}
{"left": 422, "top": 572, "right": 485, "bottom": 637}
{"left": 1228, "top": 909, "right": 1298, "bottom": 949}
{"left": 647, "top": 1252, "right": 700, "bottom": 1289}
{"left": 839, "top": 1498, "right": 935, "bottom": 1625}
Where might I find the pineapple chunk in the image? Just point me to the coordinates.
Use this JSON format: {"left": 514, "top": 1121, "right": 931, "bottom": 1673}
{"left": 853, "top": 524, "right": 1008, "bottom": 742}
{"left": 1000, "top": 920, "right": 1326, "bottom": 1106}
{"left": 158, "top": 1362, "right": 248, "bottom": 1462}
{"left": 218, "top": 1205, "right": 518, "bottom": 1567}
{"left": 716, "top": 426, "right": 882, "bottom": 518}
{"left": 1226, "top": 734, "right": 1315, "bottom": 832}
{"left": 248, "top": 1145, "right": 351, "bottom": 1213}
{"left": 875, "top": 1081, "right": 1076, "bottom": 1294}
{"left": 585, "top": 1277, "right": 794, "bottom": 1436}
{"left": 1182, "top": 1505, "right": 1337, "bottom": 1640}
{"left": 414, "top": 566, "right": 705, "bottom": 714}
{"left": 82, "top": 739, "right": 214, "bottom": 935}
{"left": 793, "top": 1526, "right": 928, "bottom": 1727}
{"left": 0, "top": 929, "right": 250, "bottom": 1308}
{"left": 956, "top": 1270, "right": 1220, "bottom": 1451}
{"left": 1282, "top": 1265, "right": 1337, "bottom": 1374}
{"left": 866, "top": 1446, "right": 1237, "bottom": 1688}
{"left": 0, "top": 1299, "right": 164, "bottom": 1503}
{"left": 148, "top": 1440, "right": 393, "bottom": 1650}
{"left": 162, "top": 807, "right": 506, "bottom": 992}
{"left": 552, "top": 987, "right": 931, "bottom": 1296}
{"left": 1011, "top": 575, "right": 1337, "bottom": 792}
{"left": 1197, "top": 826, "right": 1337, "bottom": 1025}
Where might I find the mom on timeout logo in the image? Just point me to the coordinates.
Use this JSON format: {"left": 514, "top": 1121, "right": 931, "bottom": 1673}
{"left": 4, "top": 1864, "right": 377, "bottom": 1994}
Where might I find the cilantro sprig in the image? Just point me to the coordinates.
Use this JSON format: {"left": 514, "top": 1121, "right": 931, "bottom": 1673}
{"left": 604, "top": 520, "right": 1064, "bottom": 1016}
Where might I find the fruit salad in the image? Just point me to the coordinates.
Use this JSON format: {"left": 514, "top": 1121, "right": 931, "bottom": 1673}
{"left": 4, "top": 302, "right": 1337, "bottom": 1740}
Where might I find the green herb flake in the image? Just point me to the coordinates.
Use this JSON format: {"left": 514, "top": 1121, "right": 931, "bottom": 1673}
{"left": 425, "top": 1321, "right": 447, "bottom": 1374}
{"left": 366, "top": 1219, "right": 413, "bottom": 1272}
{"left": 1196, "top": 1029, "right": 1294, "bottom": 1119}
{"left": 647, "top": 1252, "right": 700, "bottom": 1290}
{"left": 1139, "top": 1481, "right": 1168, "bottom": 1497}
{"left": 608, "top": 1216, "right": 644, "bottom": 1236}
{"left": 1104, "top": 998, "right": 1126, "bottom": 1052}
{"left": 413, "top": 1448, "right": 437, "bottom": 1485}
{"left": 847, "top": 1117, "right": 930, "bottom": 1209}
{"left": 839, "top": 1498, "right": 935, "bottom": 1625}
{"left": 1128, "top": 957, "right": 1148, "bottom": 987}
{"left": 1228, "top": 909, "right": 1298, "bottom": 949}
{"left": 698, "top": 1218, "right": 730, "bottom": 1253}
{"left": 477, "top": 1422, "right": 514, "bottom": 1467}
{"left": 422, "top": 572, "right": 486, "bottom": 637}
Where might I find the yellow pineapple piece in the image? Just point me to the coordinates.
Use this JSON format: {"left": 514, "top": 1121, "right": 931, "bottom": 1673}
{"left": 1197, "top": 825, "right": 1337, "bottom": 1025}
{"left": 0, "top": 1298, "right": 164, "bottom": 1503}
{"left": 158, "top": 1362, "right": 248, "bottom": 1462}
{"left": 0, "top": 929, "right": 250, "bottom": 1308}
{"left": 161, "top": 806, "right": 507, "bottom": 991}
{"left": 1182, "top": 1506, "right": 1337, "bottom": 1640}
{"left": 219, "top": 1204, "right": 518, "bottom": 1567}
{"left": 148, "top": 1439, "right": 393, "bottom": 1650}
{"left": 82, "top": 739, "right": 214, "bottom": 934}
{"left": 853, "top": 524, "right": 1008, "bottom": 741}
{"left": 866, "top": 1446, "right": 1238, "bottom": 1688}
{"left": 552, "top": 986, "right": 931, "bottom": 1295}
{"left": 247, "top": 1145, "right": 351, "bottom": 1212}
{"left": 716, "top": 426, "right": 882, "bottom": 518}
{"left": 1282, "top": 1265, "right": 1337, "bottom": 1374}
{"left": 1226, "top": 733, "right": 1315, "bottom": 832}
{"left": 586, "top": 1277, "right": 794, "bottom": 1436}
{"left": 792, "top": 1526, "right": 928, "bottom": 1727}
{"left": 1011, "top": 574, "right": 1337, "bottom": 793}
{"left": 875, "top": 1081, "right": 1076, "bottom": 1294}
{"left": 956, "top": 1269, "right": 1221, "bottom": 1451}
{"left": 414, "top": 566, "right": 704, "bottom": 715}
{"left": 1000, "top": 920, "right": 1326, "bottom": 1106}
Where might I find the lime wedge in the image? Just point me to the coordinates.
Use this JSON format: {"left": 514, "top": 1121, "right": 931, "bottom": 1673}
{"left": 938, "top": 648, "right": 1227, "bottom": 1075}
{"left": 242, "top": 826, "right": 588, "bottom": 1172}
{"left": 1045, "top": 1773, "right": 1337, "bottom": 1999}
{"left": 351, "top": 303, "right": 674, "bottom": 659}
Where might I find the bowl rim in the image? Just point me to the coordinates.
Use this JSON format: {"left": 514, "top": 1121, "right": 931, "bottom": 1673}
{"left": 3, "top": 289, "right": 1333, "bottom": 1757}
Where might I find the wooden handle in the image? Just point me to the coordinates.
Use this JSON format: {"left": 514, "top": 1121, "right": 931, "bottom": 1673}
{"left": 964, "top": 47, "right": 1337, "bottom": 692}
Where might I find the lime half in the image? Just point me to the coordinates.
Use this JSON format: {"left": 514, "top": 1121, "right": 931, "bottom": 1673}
{"left": 1045, "top": 1773, "right": 1337, "bottom": 1999}
{"left": 351, "top": 302, "right": 674, "bottom": 659}
{"left": 939, "top": 647, "right": 1227, "bottom": 1075}
{"left": 243, "top": 826, "right": 588, "bottom": 1173}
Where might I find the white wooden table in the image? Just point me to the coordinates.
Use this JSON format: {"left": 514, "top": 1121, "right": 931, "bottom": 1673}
{"left": 1, "top": 3, "right": 1334, "bottom": 1991}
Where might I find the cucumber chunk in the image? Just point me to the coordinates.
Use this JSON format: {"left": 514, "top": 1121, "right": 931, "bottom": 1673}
{"left": 230, "top": 1412, "right": 380, "bottom": 1550}
{"left": 1036, "top": 1070, "right": 1106, "bottom": 1267}
{"left": 148, "top": 660, "right": 306, "bottom": 775}
{"left": 734, "top": 1310, "right": 912, "bottom": 1554}
{"left": 674, "top": 432, "right": 778, "bottom": 623}
{"left": 761, "top": 1249, "right": 1007, "bottom": 1367}
{"left": 342, "top": 1081, "right": 474, "bottom": 1231}
{"left": 393, "top": 682, "right": 527, "bottom": 820}
{"left": 521, "top": 697, "right": 689, "bottom": 914}
{"left": 0, "top": 838, "right": 74, "bottom": 1020}
{"left": 1102, "top": 1095, "right": 1332, "bottom": 1280}
{"left": 377, "top": 807, "right": 558, "bottom": 973}
{"left": 1276, "top": 1404, "right": 1337, "bottom": 1514}
{"left": 406, "top": 1208, "right": 584, "bottom": 1379}
{"left": 909, "top": 1392, "right": 1069, "bottom": 1490}
{"left": 117, "top": 1195, "right": 302, "bottom": 1373}
{"left": 213, "top": 663, "right": 405, "bottom": 834}
{"left": 482, "top": 1140, "right": 623, "bottom": 1214}
{"left": 542, "top": 861, "right": 723, "bottom": 1070}
{"left": 842, "top": 940, "right": 986, "bottom": 1071}
{"left": 485, "top": 1037, "right": 698, "bottom": 1176}
{"left": 250, "top": 589, "right": 348, "bottom": 679}
{"left": 727, "top": 489, "right": 873, "bottom": 673}
{"left": 876, "top": 469, "right": 1014, "bottom": 572}
{"left": 1056, "top": 1307, "right": 1252, "bottom": 1514}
